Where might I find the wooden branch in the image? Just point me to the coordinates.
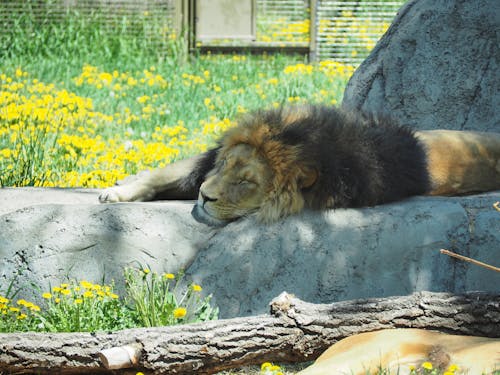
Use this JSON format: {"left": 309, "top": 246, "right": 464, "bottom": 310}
{"left": 98, "top": 343, "right": 142, "bottom": 370}
{"left": 0, "top": 291, "right": 499, "bottom": 374}
{"left": 440, "top": 249, "right": 500, "bottom": 273}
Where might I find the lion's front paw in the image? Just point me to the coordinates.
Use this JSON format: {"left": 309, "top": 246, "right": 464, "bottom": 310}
{"left": 99, "top": 187, "right": 123, "bottom": 203}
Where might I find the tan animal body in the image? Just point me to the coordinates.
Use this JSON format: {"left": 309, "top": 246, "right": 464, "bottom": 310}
{"left": 298, "top": 329, "right": 500, "bottom": 375}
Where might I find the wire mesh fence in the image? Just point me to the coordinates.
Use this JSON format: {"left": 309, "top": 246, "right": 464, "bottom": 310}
{"left": 0, "top": 0, "right": 178, "bottom": 58}
{"left": 256, "top": 0, "right": 309, "bottom": 45}
{"left": 1, "top": 0, "right": 405, "bottom": 65}
{"left": 316, "top": 0, "right": 404, "bottom": 64}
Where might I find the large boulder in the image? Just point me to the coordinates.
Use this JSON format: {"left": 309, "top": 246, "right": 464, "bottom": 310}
{"left": 342, "top": 0, "right": 499, "bottom": 132}
{"left": 1, "top": 188, "right": 499, "bottom": 318}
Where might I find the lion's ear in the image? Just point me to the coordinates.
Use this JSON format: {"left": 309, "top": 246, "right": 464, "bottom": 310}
{"left": 298, "top": 167, "right": 318, "bottom": 189}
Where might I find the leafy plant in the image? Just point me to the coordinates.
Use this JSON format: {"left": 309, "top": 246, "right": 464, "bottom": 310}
{"left": 124, "top": 267, "right": 218, "bottom": 327}
{"left": 0, "top": 268, "right": 218, "bottom": 333}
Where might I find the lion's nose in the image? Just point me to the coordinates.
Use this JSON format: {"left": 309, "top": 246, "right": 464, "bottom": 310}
{"left": 200, "top": 191, "right": 217, "bottom": 204}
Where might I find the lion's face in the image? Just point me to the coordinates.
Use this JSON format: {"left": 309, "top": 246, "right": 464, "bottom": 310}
{"left": 191, "top": 108, "right": 321, "bottom": 226}
{"left": 192, "top": 144, "right": 273, "bottom": 226}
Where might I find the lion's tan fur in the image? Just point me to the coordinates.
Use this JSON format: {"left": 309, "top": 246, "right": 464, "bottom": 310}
{"left": 99, "top": 111, "right": 500, "bottom": 225}
{"left": 417, "top": 130, "right": 500, "bottom": 195}
{"left": 299, "top": 329, "right": 500, "bottom": 375}
{"left": 213, "top": 118, "right": 316, "bottom": 222}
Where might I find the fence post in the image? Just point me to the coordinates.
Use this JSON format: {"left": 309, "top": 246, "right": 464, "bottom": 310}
{"left": 309, "top": 0, "right": 318, "bottom": 62}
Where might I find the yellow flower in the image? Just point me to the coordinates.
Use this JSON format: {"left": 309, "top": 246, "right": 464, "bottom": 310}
{"left": 83, "top": 291, "right": 94, "bottom": 298}
{"left": 261, "top": 362, "right": 272, "bottom": 370}
{"left": 74, "top": 298, "right": 83, "bottom": 304}
{"left": 173, "top": 307, "right": 187, "bottom": 319}
{"left": 422, "top": 362, "right": 433, "bottom": 370}
{"left": 143, "top": 268, "right": 150, "bottom": 274}
{"left": 17, "top": 313, "right": 27, "bottom": 320}
{"left": 447, "top": 364, "right": 459, "bottom": 372}
{"left": 42, "top": 292, "right": 52, "bottom": 299}
{"left": 192, "top": 284, "right": 202, "bottom": 292}
{"left": 163, "top": 273, "right": 175, "bottom": 279}
{"left": 80, "top": 280, "right": 93, "bottom": 289}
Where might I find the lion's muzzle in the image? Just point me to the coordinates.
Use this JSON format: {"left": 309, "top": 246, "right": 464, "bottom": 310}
{"left": 191, "top": 201, "right": 231, "bottom": 227}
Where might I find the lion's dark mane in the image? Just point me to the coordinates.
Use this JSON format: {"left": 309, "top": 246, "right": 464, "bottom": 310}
{"left": 182, "top": 105, "right": 430, "bottom": 210}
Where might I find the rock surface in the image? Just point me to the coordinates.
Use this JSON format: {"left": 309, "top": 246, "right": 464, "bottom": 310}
{"left": 342, "top": 0, "right": 500, "bottom": 132}
{"left": 1, "top": 188, "right": 499, "bottom": 318}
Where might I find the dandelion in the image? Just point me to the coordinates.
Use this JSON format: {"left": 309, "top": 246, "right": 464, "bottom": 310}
{"left": 192, "top": 284, "right": 202, "bottom": 292}
{"left": 83, "top": 291, "right": 94, "bottom": 298}
{"left": 79, "top": 280, "right": 92, "bottom": 289}
{"left": 173, "top": 307, "right": 187, "bottom": 319}
{"left": 261, "top": 362, "right": 272, "bottom": 370}
{"left": 163, "top": 273, "right": 175, "bottom": 280}
{"left": 421, "top": 362, "right": 433, "bottom": 370}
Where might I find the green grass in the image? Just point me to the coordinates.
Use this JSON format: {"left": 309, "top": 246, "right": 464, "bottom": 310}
{"left": 0, "top": 10, "right": 353, "bottom": 188}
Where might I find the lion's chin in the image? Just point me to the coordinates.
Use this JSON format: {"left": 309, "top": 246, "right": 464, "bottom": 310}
{"left": 191, "top": 203, "right": 232, "bottom": 227}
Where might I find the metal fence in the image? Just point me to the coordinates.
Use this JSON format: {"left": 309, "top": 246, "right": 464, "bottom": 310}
{"left": 1, "top": 0, "right": 405, "bottom": 65}
{"left": 315, "top": 1, "right": 404, "bottom": 64}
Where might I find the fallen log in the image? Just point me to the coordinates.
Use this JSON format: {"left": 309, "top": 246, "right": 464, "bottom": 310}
{"left": 0, "top": 291, "right": 499, "bottom": 374}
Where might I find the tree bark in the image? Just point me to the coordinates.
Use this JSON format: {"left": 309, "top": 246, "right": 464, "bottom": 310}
{"left": 1, "top": 291, "right": 499, "bottom": 374}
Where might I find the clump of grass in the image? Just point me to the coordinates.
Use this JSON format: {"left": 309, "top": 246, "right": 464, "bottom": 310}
{"left": 124, "top": 267, "right": 218, "bottom": 327}
{"left": 37, "top": 280, "right": 132, "bottom": 332}
{"left": 0, "top": 267, "right": 218, "bottom": 333}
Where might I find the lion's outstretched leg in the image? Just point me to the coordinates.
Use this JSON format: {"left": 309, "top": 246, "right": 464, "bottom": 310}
{"left": 98, "top": 154, "right": 203, "bottom": 203}
{"left": 416, "top": 130, "right": 500, "bottom": 196}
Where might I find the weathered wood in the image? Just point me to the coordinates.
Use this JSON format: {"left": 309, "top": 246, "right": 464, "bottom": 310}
{"left": 98, "top": 343, "right": 142, "bottom": 370}
{"left": 0, "top": 291, "right": 498, "bottom": 374}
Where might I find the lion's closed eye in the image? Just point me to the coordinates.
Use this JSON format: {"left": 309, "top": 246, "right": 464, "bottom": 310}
{"left": 238, "top": 179, "right": 255, "bottom": 186}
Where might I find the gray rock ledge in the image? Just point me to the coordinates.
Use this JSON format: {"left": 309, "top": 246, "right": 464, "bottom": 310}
{"left": 1, "top": 187, "right": 499, "bottom": 318}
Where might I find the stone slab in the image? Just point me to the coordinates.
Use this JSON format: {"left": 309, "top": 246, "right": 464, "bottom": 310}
{"left": 0, "top": 188, "right": 499, "bottom": 318}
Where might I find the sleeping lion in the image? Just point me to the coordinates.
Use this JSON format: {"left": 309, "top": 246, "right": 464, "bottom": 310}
{"left": 99, "top": 105, "right": 500, "bottom": 226}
